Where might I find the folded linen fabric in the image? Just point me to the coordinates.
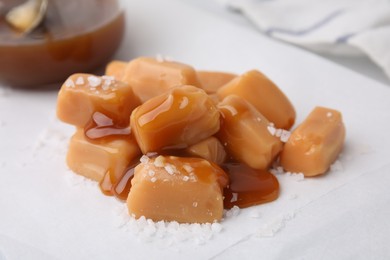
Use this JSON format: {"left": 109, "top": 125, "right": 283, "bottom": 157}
{"left": 219, "top": 0, "right": 390, "bottom": 79}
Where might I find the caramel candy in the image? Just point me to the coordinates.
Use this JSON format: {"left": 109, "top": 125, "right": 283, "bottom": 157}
{"left": 57, "top": 74, "right": 140, "bottom": 127}
{"left": 217, "top": 95, "right": 283, "bottom": 170}
{"left": 217, "top": 70, "right": 296, "bottom": 129}
{"left": 127, "top": 156, "right": 228, "bottom": 223}
{"left": 197, "top": 71, "right": 237, "bottom": 94}
{"left": 186, "top": 137, "right": 227, "bottom": 165}
{"left": 130, "top": 85, "right": 220, "bottom": 154}
{"left": 105, "top": 60, "right": 127, "bottom": 80}
{"left": 280, "top": 107, "right": 345, "bottom": 177}
{"left": 67, "top": 129, "right": 141, "bottom": 182}
{"left": 122, "top": 57, "right": 201, "bottom": 102}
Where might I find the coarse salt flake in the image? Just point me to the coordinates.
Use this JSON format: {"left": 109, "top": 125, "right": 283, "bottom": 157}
{"left": 150, "top": 177, "right": 157, "bottom": 183}
{"left": 280, "top": 130, "right": 291, "bottom": 142}
{"left": 65, "top": 79, "right": 75, "bottom": 88}
{"left": 154, "top": 156, "right": 165, "bottom": 167}
{"left": 88, "top": 76, "right": 102, "bottom": 87}
{"left": 148, "top": 170, "right": 155, "bottom": 177}
{"left": 183, "top": 176, "right": 190, "bottom": 181}
{"left": 164, "top": 164, "right": 176, "bottom": 175}
{"left": 140, "top": 155, "right": 150, "bottom": 164}
{"left": 75, "top": 76, "right": 85, "bottom": 85}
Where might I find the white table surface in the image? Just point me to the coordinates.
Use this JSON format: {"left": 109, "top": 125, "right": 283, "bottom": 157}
{"left": 183, "top": 0, "right": 390, "bottom": 87}
{"left": 1, "top": 1, "right": 390, "bottom": 259}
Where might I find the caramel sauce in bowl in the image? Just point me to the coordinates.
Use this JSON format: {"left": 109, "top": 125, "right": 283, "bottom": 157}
{"left": 0, "top": 0, "right": 125, "bottom": 87}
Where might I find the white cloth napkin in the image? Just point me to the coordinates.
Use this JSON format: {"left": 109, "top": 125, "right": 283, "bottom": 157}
{"left": 219, "top": 0, "right": 390, "bottom": 79}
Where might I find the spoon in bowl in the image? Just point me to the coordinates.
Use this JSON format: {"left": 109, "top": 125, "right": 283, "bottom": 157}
{"left": 5, "top": 0, "right": 49, "bottom": 34}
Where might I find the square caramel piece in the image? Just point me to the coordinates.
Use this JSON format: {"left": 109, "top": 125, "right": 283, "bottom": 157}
{"left": 130, "top": 85, "right": 220, "bottom": 154}
{"left": 57, "top": 73, "right": 140, "bottom": 127}
{"left": 217, "top": 70, "right": 296, "bottom": 130}
{"left": 67, "top": 129, "right": 141, "bottom": 182}
{"left": 280, "top": 106, "right": 346, "bottom": 176}
{"left": 122, "top": 57, "right": 201, "bottom": 102}
{"left": 127, "top": 156, "right": 228, "bottom": 223}
{"left": 217, "top": 95, "right": 283, "bottom": 170}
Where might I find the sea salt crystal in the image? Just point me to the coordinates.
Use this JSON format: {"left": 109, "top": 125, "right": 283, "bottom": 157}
{"left": 225, "top": 206, "right": 240, "bottom": 218}
{"left": 88, "top": 76, "right": 102, "bottom": 87}
{"left": 275, "top": 129, "right": 283, "bottom": 137}
{"left": 65, "top": 79, "right": 75, "bottom": 88}
{"left": 280, "top": 130, "right": 291, "bottom": 142}
{"left": 183, "top": 176, "right": 190, "bottom": 182}
{"left": 192, "top": 202, "right": 198, "bottom": 207}
{"left": 140, "top": 155, "right": 150, "bottom": 164}
{"left": 150, "top": 177, "right": 157, "bottom": 183}
{"left": 211, "top": 223, "right": 223, "bottom": 233}
{"left": 75, "top": 76, "right": 85, "bottom": 85}
{"left": 327, "top": 112, "right": 333, "bottom": 117}
{"left": 154, "top": 156, "right": 165, "bottom": 167}
{"left": 148, "top": 170, "right": 155, "bottom": 177}
{"left": 164, "top": 164, "right": 176, "bottom": 175}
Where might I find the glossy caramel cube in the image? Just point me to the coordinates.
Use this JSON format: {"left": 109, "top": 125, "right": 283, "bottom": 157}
{"left": 67, "top": 129, "right": 141, "bottom": 182}
{"left": 186, "top": 137, "right": 227, "bottom": 165}
{"left": 197, "top": 71, "right": 237, "bottom": 94}
{"left": 122, "top": 57, "right": 201, "bottom": 102}
{"left": 127, "top": 156, "right": 228, "bottom": 223}
{"left": 217, "top": 70, "right": 296, "bottom": 129}
{"left": 105, "top": 60, "right": 127, "bottom": 80}
{"left": 217, "top": 95, "right": 283, "bottom": 170}
{"left": 57, "top": 73, "right": 140, "bottom": 127}
{"left": 130, "top": 85, "right": 220, "bottom": 154}
{"left": 280, "top": 107, "right": 346, "bottom": 176}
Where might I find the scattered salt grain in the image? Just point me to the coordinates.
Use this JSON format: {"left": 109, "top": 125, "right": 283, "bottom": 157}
{"left": 150, "top": 177, "right": 157, "bottom": 183}
{"left": 183, "top": 176, "right": 190, "bottom": 182}
{"left": 192, "top": 202, "right": 198, "bottom": 207}
{"left": 327, "top": 112, "right": 333, "bottom": 118}
{"left": 154, "top": 156, "right": 165, "bottom": 167}
{"left": 75, "top": 76, "right": 85, "bottom": 85}
{"left": 225, "top": 206, "right": 240, "bottom": 218}
{"left": 256, "top": 117, "right": 262, "bottom": 122}
{"left": 65, "top": 79, "right": 75, "bottom": 88}
{"left": 280, "top": 130, "right": 291, "bottom": 142}
{"left": 140, "top": 155, "right": 150, "bottom": 164}
{"left": 211, "top": 223, "right": 223, "bottom": 233}
{"left": 88, "top": 76, "right": 102, "bottom": 87}
{"left": 164, "top": 164, "right": 176, "bottom": 175}
{"left": 275, "top": 129, "right": 283, "bottom": 138}
{"left": 148, "top": 170, "right": 155, "bottom": 177}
